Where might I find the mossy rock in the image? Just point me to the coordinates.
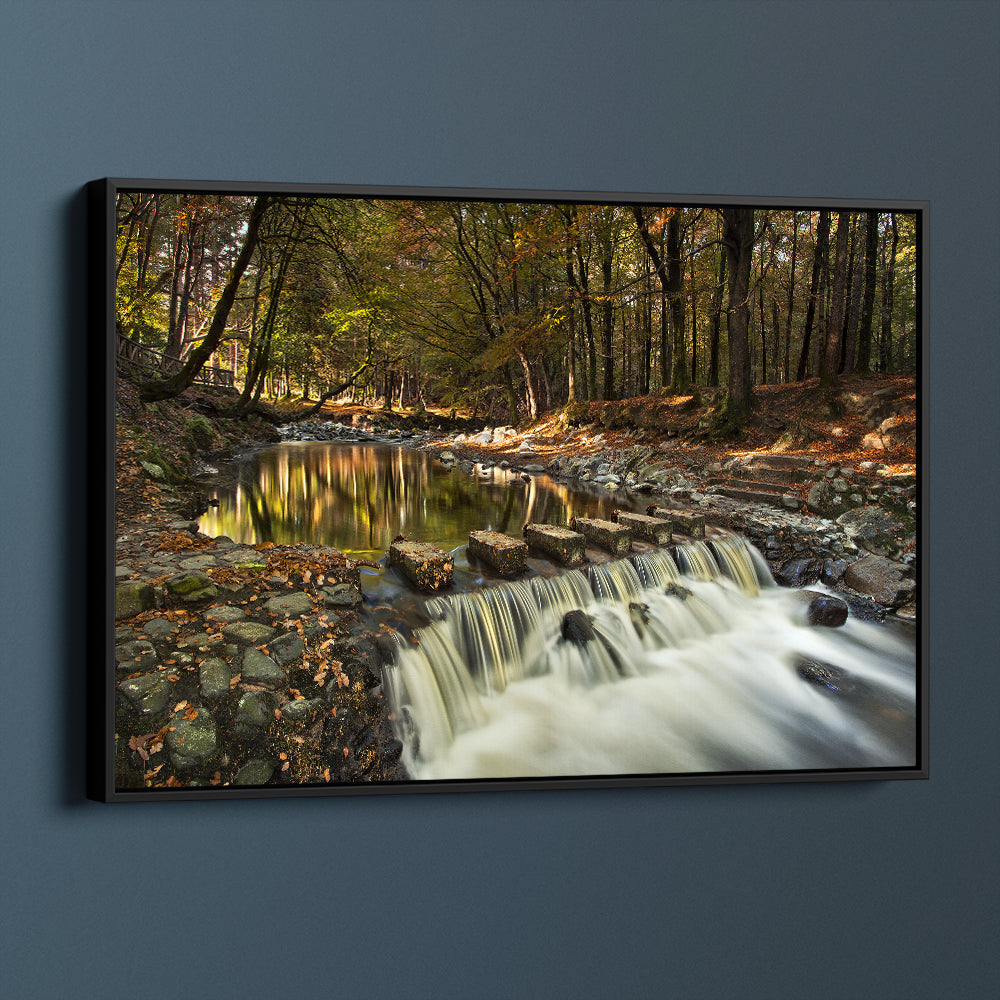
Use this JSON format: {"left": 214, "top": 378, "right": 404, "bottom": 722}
{"left": 179, "top": 415, "right": 216, "bottom": 452}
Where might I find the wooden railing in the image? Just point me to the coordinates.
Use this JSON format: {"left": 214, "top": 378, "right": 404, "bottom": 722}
{"left": 116, "top": 332, "right": 235, "bottom": 388}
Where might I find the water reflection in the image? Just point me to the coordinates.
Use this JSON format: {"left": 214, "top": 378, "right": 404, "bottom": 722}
{"left": 199, "top": 442, "right": 636, "bottom": 555}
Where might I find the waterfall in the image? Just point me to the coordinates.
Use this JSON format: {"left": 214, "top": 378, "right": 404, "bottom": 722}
{"left": 383, "top": 531, "right": 916, "bottom": 781}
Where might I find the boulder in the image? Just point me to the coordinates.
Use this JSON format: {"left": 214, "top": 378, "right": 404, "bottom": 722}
{"left": 843, "top": 554, "right": 915, "bottom": 607}
{"left": 836, "top": 505, "right": 914, "bottom": 558}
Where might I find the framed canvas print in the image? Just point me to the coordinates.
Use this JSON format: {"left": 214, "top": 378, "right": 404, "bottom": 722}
{"left": 89, "top": 178, "right": 927, "bottom": 801}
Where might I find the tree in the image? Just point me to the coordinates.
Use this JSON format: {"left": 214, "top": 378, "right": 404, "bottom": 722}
{"left": 139, "top": 195, "right": 272, "bottom": 403}
{"left": 821, "top": 210, "right": 851, "bottom": 382}
{"left": 721, "top": 207, "right": 755, "bottom": 424}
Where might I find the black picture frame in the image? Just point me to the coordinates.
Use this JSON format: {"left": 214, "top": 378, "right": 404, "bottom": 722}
{"left": 90, "top": 177, "right": 928, "bottom": 802}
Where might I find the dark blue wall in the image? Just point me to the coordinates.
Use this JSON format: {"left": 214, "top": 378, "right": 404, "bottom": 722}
{"left": 2, "top": 2, "right": 997, "bottom": 997}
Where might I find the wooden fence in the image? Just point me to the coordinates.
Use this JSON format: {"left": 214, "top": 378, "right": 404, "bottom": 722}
{"left": 116, "top": 332, "right": 235, "bottom": 388}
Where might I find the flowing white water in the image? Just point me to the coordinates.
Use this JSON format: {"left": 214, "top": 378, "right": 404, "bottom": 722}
{"left": 384, "top": 533, "right": 916, "bottom": 780}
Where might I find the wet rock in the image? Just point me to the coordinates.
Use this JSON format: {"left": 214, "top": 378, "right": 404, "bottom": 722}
{"left": 280, "top": 699, "right": 321, "bottom": 724}
{"left": 241, "top": 648, "right": 287, "bottom": 688}
{"left": 115, "top": 580, "right": 155, "bottom": 620}
{"left": 793, "top": 590, "right": 849, "bottom": 627}
{"left": 264, "top": 591, "right": 314, "bottom": 618}
{"left": 221, "top": 621, "right": 276, "bottom": 645}
{"left": 821, "top": 558, "right": 849, "bottom": 586}
{"left": 199, "top": 657, "right": 231, "bottom": 701}
{"left": 234, "top": 759, "right": 275, "bottom": 785}
{"left": 321, "top": 583, "right": 363, "bottom": 607}
{"left": 775, "top": 557, "right": 821, "bottom": 587}
{"left": 561, "top": 610, "right": 596, "bottom": 644}
{"left": 236, "top": 690, "right": 281, "bottom": 729}
{"left": 269, "top": 632, "right": 305, "bottom": 665}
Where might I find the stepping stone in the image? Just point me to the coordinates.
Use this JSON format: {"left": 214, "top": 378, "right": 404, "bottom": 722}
{"left": 523, "top": 524, "right": 586, "bottom": 566}
{"left": 468, "top": 530, "right": 528, "bottom": 576}
{"left": 616, "top": 512, "right": 672, "bottom": 545}
{"left": 389, "top": 540, "right": 455, "bottom": 591}
{"left": 569, "top": 517, "right": 632, "bottom": 556}
{"left": 645, "top": 506, "right": 706, "bottom": 538}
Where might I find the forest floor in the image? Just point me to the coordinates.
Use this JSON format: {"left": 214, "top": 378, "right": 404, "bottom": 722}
{"left": 266, "top": 372, "right": 918, "bottom": 474}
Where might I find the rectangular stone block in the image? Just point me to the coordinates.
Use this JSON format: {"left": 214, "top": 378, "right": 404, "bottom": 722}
{"left": 570, "top": 516, "right": 632, "bottom": 556}
{"left": 468, "top": 530, "right": 528, "bottom": 577}
{"left": 645, "top": 506, "right": 705, "bottom": 539}
{"left": 389, "top": 540, "right": 455, "bottom": 591}
{"left": 616, "top": 511, "right": 672, "bottom": 545}
{"left": 523, "top": 523, "right": 586, "bottom": 566}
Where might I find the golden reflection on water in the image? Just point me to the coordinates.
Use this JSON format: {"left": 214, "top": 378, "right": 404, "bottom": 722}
{"left": 199, "top": 442, "right": 628, "bottom": 555}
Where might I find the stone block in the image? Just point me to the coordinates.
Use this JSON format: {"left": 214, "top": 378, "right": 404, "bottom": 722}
{"left": 468, "top": 530, "right": 528, "bottom": 576}
{"left": 616, "top": 511, "right": 672, "bottom": 544}
{"left": 645, "top": 506, "right": 705, "bottom": 538}
{"left": 522, "top": 523, "right": 586, "bottom": 565}
{"left": 389, "top": 540, "right": 455, "bottom": 591}
{"left": 569, "top": 517, "right": 632, "bottom": 556}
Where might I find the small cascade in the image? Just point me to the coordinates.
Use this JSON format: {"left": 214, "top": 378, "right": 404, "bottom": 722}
{"left": 383, "top": 530, "right": 916, "bottom": 780}
{"left": 671, "top": 539, "right": 719, "bottom": 582}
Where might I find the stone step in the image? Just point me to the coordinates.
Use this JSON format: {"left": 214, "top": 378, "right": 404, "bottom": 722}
{"left": 468, "top": 530, "right": 528, "bottom": 576}
{"left": 745, "top": 453, "right": 822, "bottom": 470}
{"left": 711, "top": 485, "right": 803, "bottom": 510}
{"left": 733, "top": 466, "right": 797, "bottom": 486}
{"left": 707, "top": 476, "right": 789, "bottom": 495}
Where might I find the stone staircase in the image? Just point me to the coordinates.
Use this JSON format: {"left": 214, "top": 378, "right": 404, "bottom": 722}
{"left": 706, "top": 454, "right": 828, "bottom": 512}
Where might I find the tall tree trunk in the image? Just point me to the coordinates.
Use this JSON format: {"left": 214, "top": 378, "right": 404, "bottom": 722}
{"left": 689, "top": 251, "right": 698, "bottom": 383}
{"left": 722, "top": 208, "right": 755, "bottom": 424}
{"left": 708, "top": 250, "right": 726, "bottom": 388}
{"left": 784, "top": 211, "right": 798, "bottom": 383}
{"left": 771, "top": 298, "right": 782, "bottom": 384}
{"left": 600, "top": 240, "right": 615, "bottom": 400}
{"left": 880, "top": 212, "right": 899, "bottom": 372}
{"left": 843, "top": 215, "right": 865, "bottom": 373}
{"left": 140, "top": 195, "right": 271, "bottom": 403}
{"left": 821, "top": 210, "right": 851, "bottom": 382}
{"left": 855, "top": 210, "right": 879, "bottom": 374}
{"left": 797, "top": 210, "right": 830, "bottom": 380}
{"left": 666, "top": 213, "right": 688, "bottom": 390}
